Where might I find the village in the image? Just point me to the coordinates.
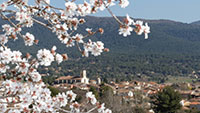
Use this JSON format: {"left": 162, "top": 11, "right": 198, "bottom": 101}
{"left": 52, "top": 70, "right": 200, "bottom": 112}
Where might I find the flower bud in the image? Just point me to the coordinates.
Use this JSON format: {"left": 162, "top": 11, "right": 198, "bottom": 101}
{"left": 104, "top": 48, "right": 109, "bottom": 52}
{"left": 62, "top": 54, "right": 68, "bottom": 61}
{"left": 98, "top": 28, "right": 104, "bottom": 34}
{"left": 34, "top": 40, "right": 39, "bottom": 44}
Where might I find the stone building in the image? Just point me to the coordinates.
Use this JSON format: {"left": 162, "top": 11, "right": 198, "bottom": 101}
{"left": 54, "top": 70, "right": 89, "bottom": 84}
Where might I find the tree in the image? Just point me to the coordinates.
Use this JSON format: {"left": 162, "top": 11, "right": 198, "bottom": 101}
{"left": 48, "top": 86, "right": 60, "bottom": 97}
{"left": 0, "top": 0, "right": 150, "bottom": 112}
{"left": 153, "top": 86, "right": 182, "bottom": 113}
{"left": 133, "top": 106, "right": 147, "bottom": 113}
{"left": 89, "top": 86, "right": 99, "bottom": 99}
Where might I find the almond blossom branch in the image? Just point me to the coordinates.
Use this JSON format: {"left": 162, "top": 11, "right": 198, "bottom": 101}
{"left": 0, "top": 0, "right": 150, "bottom": 112}
{"left": 55, "top": 107, "right": 71, "bottom": 113}
{"left": 32, "top": 18, "right": 53, "bottom": 30}
{"left": 0, "top": 12, "right": 24, "bottom": 39}
{"left": 41, "top": 0, "right": 64, "bottom": 10}
{"left": 102, "top": 0, "right": 123, "bottom": 25}
{"left": 86, "top": 106, "right": 98, "bottom": 113}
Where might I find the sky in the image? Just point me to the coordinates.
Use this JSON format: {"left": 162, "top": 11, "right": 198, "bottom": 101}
{"left": 46, "top": 0, "right": 200, "bottom": 23}
{"left": 2, "top": 0, "right": 199, "bottom": 23}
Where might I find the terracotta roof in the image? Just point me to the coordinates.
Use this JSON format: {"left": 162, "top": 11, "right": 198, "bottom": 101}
{"left": 55, "top": 76, "right": 73, "bottom": 81}
{"left": 190, "top": 98, "right": 200, "bottom": 102}
{"left": 118, "top": 84, "right": 126, "bottom": 88}
{"left": 190, "top": 102, "right": 200, "bottom": 105}
{"left": 149, "top": 82, "right": 157, "bottom": 85}
{"left": 143, "top": 90, "right": 148, "bottom": 93}
{"left": 117, "top": 89, "right": 130, "bottom": 93}
{"left": 182, "top": 106, "right": 190, "bottom": 110}
{"left": 180, "top": 91, "right": 192, "bottom": 94}
{"left": 148, "top": 91, "right": 157, "bottom": 95}
{"left": 73, "top": 78, "right": 82, "bottom": 80}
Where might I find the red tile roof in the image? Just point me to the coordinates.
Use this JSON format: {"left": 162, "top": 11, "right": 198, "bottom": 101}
{"left": 55, "top": 76, "right": 73, "bottom": 81}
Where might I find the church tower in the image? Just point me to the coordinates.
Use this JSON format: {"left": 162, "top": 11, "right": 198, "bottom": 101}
{"left": 81, "top": 70, "right": 89, "bottom": 84}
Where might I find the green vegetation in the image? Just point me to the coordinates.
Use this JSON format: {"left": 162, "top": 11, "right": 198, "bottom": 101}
{"left": 165, "top": 76, "right": 196, "bottom": 83}
{"left": 48, "top": 86, "right": 60, "bottom": 97}
{"left": 182, "top": 109, "right": 200, "bottom": 113}
{"left": 41, "top": 53, "right": 200, "bottom": 83}
{"left": 99, "top": 84, "right": 113, "bottom": 98}
{"left": 89, "top": 86, "right": 99, "bottom": 99}
{"left": 133, "top": 106, "right": 148, "bottom": 113}
{"left": 153, "top": 86, "right": 182, "bottom": 113}
{"left": 1, "top": 16, "right": 200, "bottom": 82}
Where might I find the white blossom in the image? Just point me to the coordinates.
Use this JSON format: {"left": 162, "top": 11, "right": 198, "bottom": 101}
{"left": 66, "top": 38, "right": 75, "bottom": 47}
{"left": 104, "top": 109, "right": 112, "bottom": 113}
{"left": 70, "top": 102, "right": 80, "bottom": 113}
{"left": 58, "top": 34, "right": 69, "bottom": 44}
{"left": 29, "top": 70, "right": 42, "bottom": 82}
{"left": 37, "top": 49, "right": 54, "bottom": 66}
{"left": 0, "top": 2, "right": 7, "bottom": 11}
{"left": 0, "top": 35, "right": 8, "bottom": 45}
{"left": 2, "top": 24, "right": 14, "bottom": 35}
{"left": 19, "top": 94, "right": 33, "bottom": 109}
{"left": 24, "top": 32, "right": 35, "bottom": 46}
{"left": 125, "top": 14, "right": 134, "bottom": 26}
{"left": 12, "top": 51, "right": 22, "bottom": 62}
{"left": 16, "top": 11, "right": 33, "bottom": 27}
{"left": 83, "top": 40, "right": 104, "bottom": 57}
{"left": 72, "top": 34, "right": 84, "bottom": 43}
{"left": 143, "top": 23, "right": 150, "bottom": 39}
{"left": 134, "top": 20, "right": 144, "bottom": 35}
{"left": 0, "top": 63, "right": 9, "bottom": 73}
{"left": 66, "top": 90, "right": 77, "bottom": 102}
{"left": 91, "top": 41, "right": 104, "bottom": 56}
{"left": 86, "top": 92, "right": 97, "bottom": 105}
{"left": 98, "top": 103, "right": 105, "bottom": 112}
{"left": 55, "top": 92, "right": 68, "bottom": 107}
{"left": 55, "top": 54, "right": 63, "bottom": 64}
{"left": 77, "top": 2, "right": 92, "bottom": 16}
{"left": 119, "top": 26, "right": 133, "bottom": 37}
{"left": 8, "top": 109, "right": 21, "bottom": 113}
{"left": 0, "top": 47, "right": 13, "bottom": 64}
{"left": 15, "top": 59, "right": 30, "bottom": 74}
{"left": 65, "top": 1, "right": 78, "bottom": 17}
{"left": 0, "top": 103, "right": 7, "bottom": 113}
{"left": 119, "top": 0, "right": 129, "bottom": 8}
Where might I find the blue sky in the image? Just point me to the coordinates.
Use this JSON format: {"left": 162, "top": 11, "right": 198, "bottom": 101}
{"left": 47, "top": 0, "right": 200, "bottom": 23}
{"left": 2, "top": 0, "right": 199, "bottom": 23}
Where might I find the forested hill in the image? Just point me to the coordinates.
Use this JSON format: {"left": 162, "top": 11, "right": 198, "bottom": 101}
{"left": 83, "top": 17, "right": 200, "bottom": 55}
{"left": 1, "top": 16, "right": 200, "bottom": 82}
{"left": 1, "top": 16, "right": 200, "bottom": 55}
{"left": 191, "top": 20, "right": 200, "bottom": 25}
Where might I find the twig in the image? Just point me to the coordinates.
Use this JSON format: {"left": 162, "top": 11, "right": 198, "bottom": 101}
{"left": 86, "top": 106, "right": 98, "bottom": 113}
{"left": 102, "top": 0, "right": 123, "bottom": 25}
{"left": 32, "top": 18, "right": 53, "bottom": 30}
{"left": 55, "top": 107, "right": 71, "bottom": 113}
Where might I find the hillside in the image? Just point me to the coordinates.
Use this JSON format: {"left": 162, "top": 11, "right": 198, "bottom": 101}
{"left": 191, "top": 20, "right": 200, "bottom": 25}
{"left": 1, "top": 16, "right": 200, "bottom": 55}
{"left": 1, "top": 16, "right": 200, "bottom": 82}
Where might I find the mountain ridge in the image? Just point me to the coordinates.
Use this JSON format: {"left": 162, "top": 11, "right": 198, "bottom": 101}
{"left": 1, "top": 16, "right": 200, "bottom": 56}
{"left": 1, "top": 16, "right": 200, "bottom": 81}
{"left": 190, "top": 20, "right": 200, "bottom": 25}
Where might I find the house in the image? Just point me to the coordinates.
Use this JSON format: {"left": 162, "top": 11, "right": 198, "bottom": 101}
{"left": 54, "top": 75, "right": 77, "bottom": 84}
{"left": 180, "top": 100, "right": 191, "bottom": 107}
{"left": 90, "top": 80, "right": 97, "bottom": 84}
{"left": 54, "top": 70, "right": 89, "bottom": 84}
{"left": 190, "top": 102, "right": 200, "bottom": 111}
